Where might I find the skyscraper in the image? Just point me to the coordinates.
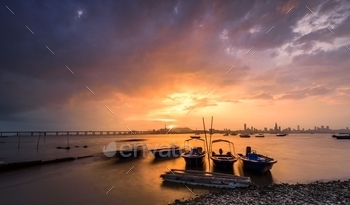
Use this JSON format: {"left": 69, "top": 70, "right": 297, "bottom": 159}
{"left": 244, "top": 123, "right": 246, "bottom": 131}
{"left": 274, "top": 123, "right": 278, "bottom": 132}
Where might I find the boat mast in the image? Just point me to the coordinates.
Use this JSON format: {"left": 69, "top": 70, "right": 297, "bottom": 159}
{"left": 202, "top": 117, "right": 211, "bottom": 168}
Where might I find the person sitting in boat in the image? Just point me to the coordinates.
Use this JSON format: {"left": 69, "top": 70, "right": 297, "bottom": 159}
{"left": 197, "top": 147, "right": 203, "bottom": 154}
{"left": 219, "top": 148, "right": 223, "bottom": 155}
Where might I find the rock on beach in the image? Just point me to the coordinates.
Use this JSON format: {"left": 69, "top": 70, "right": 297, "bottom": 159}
{"left": 168, "top": 180, "right": 350, "bottom": 205}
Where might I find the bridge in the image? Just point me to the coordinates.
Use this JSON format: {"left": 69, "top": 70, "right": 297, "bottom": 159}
{"left": 0, "top": 130, "right": 155, "bottom": 136}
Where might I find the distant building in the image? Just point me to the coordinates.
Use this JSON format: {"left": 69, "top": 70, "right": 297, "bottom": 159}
{"left": 274, "top": 123, "right": 278, "bottom": 132}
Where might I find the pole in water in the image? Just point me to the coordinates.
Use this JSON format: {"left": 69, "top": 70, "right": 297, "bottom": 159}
{"left": 36, "top": 133, "right": 41, "bottom": 150}
{"left": 209, "top": 116, "right": 213, "bottom": 154}
{"left": 17, "top": 133, "right": 21, "bottom": 149}
{"left": 67, "top": 136, "right": 70, "bottom": 147}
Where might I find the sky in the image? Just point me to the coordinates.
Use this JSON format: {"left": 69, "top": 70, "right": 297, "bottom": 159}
{"left": 1, "top": 0, "right": 350, "bottom": 131}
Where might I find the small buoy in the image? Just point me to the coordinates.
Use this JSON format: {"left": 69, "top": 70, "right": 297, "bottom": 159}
{"left": 75, "top": 146, "right": 79, "bottom": 148}
{"left": 56, "top": 146, "right": 62, "bottom": 149}
{"left": 83, "top": 145, "right": 88, "bottom": 148}
{"left": 65, "top": 147, "right": 70, "bottom": 150}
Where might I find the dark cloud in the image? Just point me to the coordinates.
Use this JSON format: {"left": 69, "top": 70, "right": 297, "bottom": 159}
{"left": 1, "top": 0, "right": 350, "bottom": 129}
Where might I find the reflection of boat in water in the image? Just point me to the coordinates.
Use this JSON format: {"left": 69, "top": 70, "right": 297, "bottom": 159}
{"left": 160, "top": 169, "right": 251, "bottom": 189}
{"left": 210, "top": 139, "right": 237, "bottom": 170}
{"left": 181, "top": 137, "right": 206, "bottom": 166}
{"left": 276, "top": 133, "right": 287, "bottom": 137}
{"left": 236, "top": 165, "right": 274, "bottom": 186}
{"left": 255, "top": 134, "right": 265, "bottom": 137}
{"left": 149, "top": 145, "right": 182, "bottom": 158}
{"left": 239, "top": 133, "right": 251, "bottom": 138}
{"left": 332, "top": 133, "right": 350, "bottom": 139}
{"left": 237, "top": 146, "right": 277, "bottom": 174}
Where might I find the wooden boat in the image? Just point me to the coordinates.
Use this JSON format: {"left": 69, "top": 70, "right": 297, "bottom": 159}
{"left": 160, "top": 169, "right": 251, "bottom": 189}
{"left": 210, "top": 139, "right": 237, "bottom": 169}
{"left": 230, "top": 133, "right": 237, "bottom": 136}
{"left": 223, "top": 133, "right": 229, "bottom": 136}
{"left": 332, "top": 133, "right": 350, "bottom": 139}
{"left": 149, "top": 145, "right": 182, "bottom": 158}
{"left": 239, "top": 133, "right": 251, "bottom": 138}
{"left": 181, "top": 137, "right": 206, "bottom": 166}
{"left": 237, "top": 146, "right": 277, "bottom": 173}
{"left": 255, "top": 134, "right": 265, "bottom": 137}
{"left": 276, "top": 133, "right": 287, "bottom": 137}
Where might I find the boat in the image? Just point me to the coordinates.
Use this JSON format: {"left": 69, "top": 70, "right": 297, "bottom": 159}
{"left": 190, "top": 135, "right": 201, "bottom": 139}
{"left": 255, "top": 134, "right": 265, "bottom": 137}
{"left": 276, "top": 133, "right": 287, "bottom": 137}
{"left": 149, "top": 145, "right": 182, "bottom": 158}
{"left": 239, "top": 133, "right": 251, "bottom": 138}
{"left": 332, "top": 133, "right": 350, "bottom": 139}
{"left": 230, "top": 133, "right": 237, "bottom": 136}
{"left": 160, "top": 169, "right": 251, "bottom": 189}
{"left": 223, "top": 133, "right": 229, "bottom": 136}
{"left": 210, "top": 139, "right": 237, "bottom": 169}
{"left": 115, "top": 144, "right": 145, "bottom": 158}
{"left": 181, "top": 137, "right": 206, "bottom": 166}
{"left": 237, "top": 146, "right": 277, "bottom": 173}
{"left": 194, "top": 128, "right": 201, "bottom": 135}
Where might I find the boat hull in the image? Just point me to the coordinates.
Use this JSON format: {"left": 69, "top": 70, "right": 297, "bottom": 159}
{"left": 239, "top": 134, "right": 251, "bottom": 138}
{"left": 276, "top": 133, "right": 287, "bottom": 137}
{"left": 333, "top": 135, "right": 350, "bottom": 139}
{"left": 211, "top": 156, "right": 237, "bottom": 169}
{"left": 151, "top": 148, "right": 182, "bottom": 158}
{"left": 255, "top": 135, "right": 265, "bottom": 137}
{"left": 182, "top": 154, "right": 205, "bottom": 166}
{"left": 237, "top": 154, "right": 276, "bottom": 173}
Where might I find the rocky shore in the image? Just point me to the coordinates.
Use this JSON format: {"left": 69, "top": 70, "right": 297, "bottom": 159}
{"left": 169, "top": 180, "right": 350, "bottom": 205}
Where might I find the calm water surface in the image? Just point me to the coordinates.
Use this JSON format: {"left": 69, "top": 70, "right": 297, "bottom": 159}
{"left": 0, "top": 133, "right": 349, "bottom": 205}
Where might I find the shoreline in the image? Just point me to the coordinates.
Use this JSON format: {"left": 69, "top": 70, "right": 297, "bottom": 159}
{"left": 168, "top": 179, "right": 350, "bottom": 205}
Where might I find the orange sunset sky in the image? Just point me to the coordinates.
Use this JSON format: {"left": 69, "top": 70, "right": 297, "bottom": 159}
{"left": 1, "top": 0, "right": 350, "bottom": 131}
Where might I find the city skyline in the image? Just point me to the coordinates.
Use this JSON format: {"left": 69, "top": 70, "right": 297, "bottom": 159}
{"left": 1, "top": 121, "right": 348, "bottom": 133}
{"left": 1, "top": 1, "right": 350, "bottom": 131}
